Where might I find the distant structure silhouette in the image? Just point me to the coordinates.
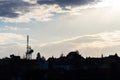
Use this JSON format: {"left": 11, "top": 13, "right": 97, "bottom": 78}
{"left": 36, "top": 52, "right": 41, "bottom": 60}
{"left": 1, "top": 50, "right": 120, "bottom": 80}
{"left": 26, "top": 35, "right": 34, "bottom": 59}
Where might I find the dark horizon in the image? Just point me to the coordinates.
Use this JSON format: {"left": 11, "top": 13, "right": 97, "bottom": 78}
{"left": 0, "top": 50, "right": 120, "bottom": 80}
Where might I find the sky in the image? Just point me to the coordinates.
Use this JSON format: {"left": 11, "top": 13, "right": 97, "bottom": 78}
{"left": 0, "top": 0, "right": 120, "bottom": 59}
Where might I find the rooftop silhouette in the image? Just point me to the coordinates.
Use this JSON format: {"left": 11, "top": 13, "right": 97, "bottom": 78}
{"left": 0, "top": 50, "right": 120, "bottom": 80}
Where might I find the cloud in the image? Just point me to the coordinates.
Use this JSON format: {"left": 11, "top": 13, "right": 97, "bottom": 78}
{"left": 37, "top": 0, "right": 101, "bottom": 7}
{"left": 0, "top": 31, "right": 120, "bottom": 59}
{"left": 0, "top": 0, "right": 102, "bottom": 22}
{"left": 23, "top": 0, "right": 37, "bottom": 4}
{"left": 0, "top": 26, "right": 30, "bottom": 31}
{"left": 40, "top": 31, "right": 120, "bottom": 48}
{"left": 0, "top": 33, "right": 25, "bottom": 45}
{"left": 0, "top": 4, "right": 63, "bottom": 23}
{"left": 35, "top": 31, "right": 120, "bottom": 58}
{"left": 0, "top": 0, "right": 30, "bottom": 18}
{"left": 0, "top": 33, "right": 26, "bottom": 58}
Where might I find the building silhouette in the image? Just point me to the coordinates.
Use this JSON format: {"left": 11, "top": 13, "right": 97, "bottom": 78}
{"left": 0, "top": 51, "right": 120, "bottom": 80}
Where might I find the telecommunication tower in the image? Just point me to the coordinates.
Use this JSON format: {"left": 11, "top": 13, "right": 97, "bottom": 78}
{"left": 26, "top": 35, "right": 34, "bottom": 59}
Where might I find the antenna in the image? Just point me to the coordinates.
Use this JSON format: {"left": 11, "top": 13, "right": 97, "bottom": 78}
{"left": 27, "top": 35, "right": 29, "bottom": 50}
{"left": 26, "top": 35, "right": 34, "bottom": 60}
{"left": 27, "top": 35, "right": 29, "bottom": 52}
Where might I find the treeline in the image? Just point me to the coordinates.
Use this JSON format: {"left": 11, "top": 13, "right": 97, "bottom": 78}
{"left": 0, "top": 51, "right": 120, "bottom": 80}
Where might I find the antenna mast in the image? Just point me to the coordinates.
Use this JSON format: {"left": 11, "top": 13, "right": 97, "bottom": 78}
{"left": 26, "top": 35, "right": 34, "bottom": 60}
{"left": 27, "top": 35, "right": 29, "bottom": 53}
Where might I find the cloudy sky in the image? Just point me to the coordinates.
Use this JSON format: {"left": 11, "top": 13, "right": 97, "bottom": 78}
{"left": 0, "top": 0, "right": 120, "bottom": 59}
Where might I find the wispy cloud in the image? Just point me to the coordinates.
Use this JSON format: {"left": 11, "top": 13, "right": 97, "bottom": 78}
{"left": 0, "top": 26, "right": 30, "bottom": 31}
{"left": 1, "top": 4, "right": 63, "bottom": 23}
{"left": 36, "top": 31, "right": 120, "bottom": 58}
{"left": 0, "top": 33, "right": 26, "bottom": 58}
{"left": 40, "top": 31, "right": 120, "bottom": 48}
{"left": 0, "top": 31, "right": 120, "bottom": 58}
{"left": 37, "top": 0, "right": 101, "bottom": 6}
{"left": 0, "top": 33, "right": 25, "bottom": 45}
{"left": 0, "top": 0, "right": 102, "bottom": 23}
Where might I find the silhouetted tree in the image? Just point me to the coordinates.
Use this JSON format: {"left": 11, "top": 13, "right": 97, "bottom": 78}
{"left": 36, "top": 52, "right": 41, "bottom": 60}
{"left": 60, "top": 53, "right": 64, "bottom": 58}
{"left": 41, "top": 56, "right": 46, "bottom": 61}
{"left": 101, "top": 54, "right": 103, "bottom": 58}
{"left": 115, "top": 53, "right": 118, "bottom": 57}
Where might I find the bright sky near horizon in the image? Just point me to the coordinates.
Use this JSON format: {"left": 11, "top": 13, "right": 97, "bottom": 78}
{"left": 0, "top": 0, "right": 120, "bottom": 59}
